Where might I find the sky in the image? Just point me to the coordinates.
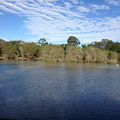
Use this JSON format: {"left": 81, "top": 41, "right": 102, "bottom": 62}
{"left": 0, "top": 0, "right": 120, "bottom": 44}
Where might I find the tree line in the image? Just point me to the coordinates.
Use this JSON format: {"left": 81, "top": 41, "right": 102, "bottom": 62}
{"left": 0, "top": 36, "right": 120, "bottom": 64}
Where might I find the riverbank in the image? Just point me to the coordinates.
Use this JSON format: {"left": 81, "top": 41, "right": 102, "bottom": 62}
{"left": 0, "top": 56, "right": 119, "bottom": 64}
{"left": 0, "top": 39, "right": 119, "bottom": 64}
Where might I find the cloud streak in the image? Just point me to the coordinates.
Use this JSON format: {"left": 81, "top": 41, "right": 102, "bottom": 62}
{"left": 0, "top": 0, "right": 120, "bottom": 43}
{"left": 91, "top": 4, "right": 110, "bottom": 10}
{"left": 0, "top": 11, "right": 3, "bottom": 15}
{"left": 106, "top": 0, "right": 120, "bottom": 6}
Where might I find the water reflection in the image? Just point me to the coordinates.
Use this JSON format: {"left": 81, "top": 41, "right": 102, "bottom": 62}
{"left": 0, "top": 61, "right": 120, "bottom": 120}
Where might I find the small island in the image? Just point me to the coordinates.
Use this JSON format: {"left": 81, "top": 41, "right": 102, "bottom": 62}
{"left": 0, "top": 36, "right": 120, "bottom": 64}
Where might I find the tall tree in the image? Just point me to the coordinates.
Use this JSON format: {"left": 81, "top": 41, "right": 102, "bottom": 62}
{"left": 37, "top": 38, "right": 48, "bottom": 46}
{"left": 105, "top": 40, "right": 114, "bottom": 51}
{"left": 101, "top": 39, "right": 109, "bottom": 48}
{"left": 67, "top": 36, "right": 80, "bottom": 46}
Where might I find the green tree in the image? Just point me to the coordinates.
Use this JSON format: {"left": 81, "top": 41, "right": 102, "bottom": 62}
{"left": 21, "top": 42, "right": 39, "bottom": 58}
{"left": 3, "top": 41, "right": 20, "bottom": 59}
{"left": 111, "top": 42, "right": 120, "bottom": 53}
{"left": 0, "top": 39, "right": 5, "bottom": 56}
{"left": 81, "top": 44, "right": 87, "bottom": 48}
{"left": 37, "top": 38, "right": 48, "bottom": 46}
{"left": 105, "top": 40, "right": 114, "bottom": 51}
{"left": 91, "top": 39, "right": 109, "bottom": 49}
{"left": 101, "top": 39, "right": 109, "bottom": 48}
{"left": 92, "top": 42, "right": 101, "bottom": 48}
{"left": 67, "top": 36, "right": 80, "bottom": 46}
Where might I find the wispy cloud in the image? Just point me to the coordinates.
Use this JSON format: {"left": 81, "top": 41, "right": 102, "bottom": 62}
{"left": 71, "top": 0, "right": 79, "bottom": 4}
{"left": 0, "top": 4, "right": 17, "bottom": 14}
{"left": 0, "top": 1, "right": 25, "bottom": 13}
{"left": 64, "top": 2, "right": 73, "bottom": 9}
{"left": 106, "top": 0, "right": 120, "bottom": 6}
{"left": 0, "top": 11, "right": 3, "bottom": 15}
{"left": 0, "top": 0, "right": 120, "bottom": 43}
{"left": 77, "top": 6, "right": 90, "bottom": 13}
{"left": 91, "top": 4, "right": 110, "bottom": 10}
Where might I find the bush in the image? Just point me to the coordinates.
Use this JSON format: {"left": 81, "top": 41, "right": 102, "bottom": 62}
{"left": 83, "top": 46, "right": 108, "bottom": 63}
{"left": 65, "top": 45, "right": 83, "bottom": 62}
{"left": 21, "top": 43, "right": 39, "bottom": 58}
{"left": 38, "top": 44, "right": 64, "bottom": 62}
{"left": 3, "top": 42, "right": 20, "bottom": 59}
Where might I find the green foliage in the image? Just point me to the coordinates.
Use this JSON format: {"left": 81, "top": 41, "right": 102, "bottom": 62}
{"left": 92, "top": 42, "right": 102, "bottom": 48}
{"left": 0, "top": 39, "right": 5, "bottom": 55}
{"left": 67, "top": 36, "right": 80, "bottom": 46}
{"left": 111, "top": 42, "right": 120, "bottom": 53}
{"left": 91, "top": 39, "right": 120, "bottom": 55}
{"left": 81, "top": 44, "right": 87, "bottom": 48}
{"left": 60, "top": 44, "right": 68, "bottom": 56}
{"left": 104, "top": 40, "right": 120, "bottom": 53}
{"left": 91, "top": 39, "right": 109, "bottom": 49}
{"left": 101, "top": 39, "right": 109, "bottom": 48}
{"left": 108, "top": 51, "right": 118, "bottom": 60}
{"left": 0, "top": 38, "right": 119, "bottom": 64}
{"left": 118, "top": 53, "right": 120, "bottom": 62}
{"left": 38, "top": 44, "right": 64, "bottom": 62}
{"left": 105, "top": 40, "right": 114, "bottom": 50}
{"left": 65, "top": 46, "right": 83, "bottom": 62}
{"left": 3, "top": 41, "right": 20, "bottom": 59}
{"left": 83, "top": 46, "right": 108, "bottom": 63}
{"left": 37, "top": 38, "right": 48, "bottom": 46}
{"left": 21, "top": 43, "right": 39, "bottom": 58}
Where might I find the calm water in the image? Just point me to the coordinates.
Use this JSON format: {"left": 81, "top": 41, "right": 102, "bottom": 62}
{"left": 0, "top": 61, "right": 120, "bottom": 120}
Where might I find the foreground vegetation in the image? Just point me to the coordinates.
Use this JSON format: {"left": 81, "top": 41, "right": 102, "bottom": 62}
{"left": 0, "top": 37, "right": 120, "bottom": 64}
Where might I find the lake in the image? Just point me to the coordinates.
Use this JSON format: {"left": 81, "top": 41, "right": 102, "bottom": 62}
{"left": 0, "top": 61, "right": 120, "bottom": 120}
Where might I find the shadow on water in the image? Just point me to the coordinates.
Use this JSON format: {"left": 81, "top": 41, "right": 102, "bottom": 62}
{"left": 0, "top": 61, "right": 120, "bottom": 120}
{"left": 0, "top": 95, "right": 4, "bottom": 113}
{"left": 0, "top": 95, "right": 119, "bottom": 120}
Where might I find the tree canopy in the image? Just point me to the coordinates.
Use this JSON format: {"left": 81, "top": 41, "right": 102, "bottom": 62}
{"left": 90, "top": 39, "right": 120, "bottom": 53}
{"left": 67, "top": 36, "right": 80, "bottom": 46}
{"left": 2, "top": 41, "right": 21, "bottom": 59}
{"left": 0, "top": 37, "right": 120, "bottom": 63}
{"left": 37, "top": 38, "right": 48, "bottom": 46}
{"left": 21, "top": 43, "right": 39, "bottom": 58}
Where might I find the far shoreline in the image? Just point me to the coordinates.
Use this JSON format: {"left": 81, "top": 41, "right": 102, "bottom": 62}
{"left": 0, "top": 38, "right": 120, "bottom": 65}
{"left": 0, "top": 57, "right": 119, "bottom": 65}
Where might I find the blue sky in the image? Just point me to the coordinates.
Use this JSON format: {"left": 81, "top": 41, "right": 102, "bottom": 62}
{"left": 0, "top": 0, "right": 120, "bottom": 44}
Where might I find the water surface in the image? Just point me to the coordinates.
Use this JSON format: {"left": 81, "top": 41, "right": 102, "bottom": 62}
{"left": 0, "top": 61, "right": 120, "bottom": 120}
